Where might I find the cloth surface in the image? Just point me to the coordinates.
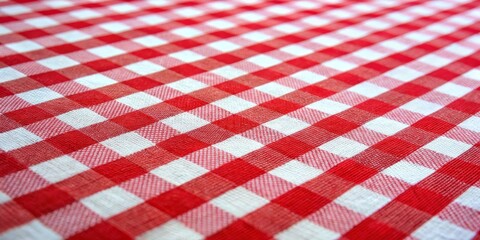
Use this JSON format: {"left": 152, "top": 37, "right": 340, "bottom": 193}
{"left": 1, "top": 0, "right": 480, "bottom": 239}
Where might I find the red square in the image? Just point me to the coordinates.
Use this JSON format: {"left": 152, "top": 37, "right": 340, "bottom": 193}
{"left": 260, "top": 99, "right": 302, "bottom": 114}
{"left": 132, "top": 49, "right": 162, "bottom": 59}
{"left": 31, "top": 72, "right": 69, "bottom": 86}
{"left": 70, "top": 222, "right": 131, "bottom": 240}
{"left": 287, "top": 58, "right": 318, "bottom": 69}
{"left": 84, "top": 59, "right": 120, "bottom": 72}
{"left": 111, "top": 111, "right": 156, "bottom": 131}
{"left": 253, "top": 69, "right": 285, "bottom": 81}
{"left": 158, "top": 135, "right": 209, "bottom": 157}
{"left": 171, "top": 64, "right": 205, "bottom": 77}
{"left": 396, "top": 186, "right": 450, "bottom": 215}
{"left": 47, "top": 130, "right": 97, "bottom": 153}
{"left": 0, "top": 154, "right": 25, "bottom": 177}
{"left": 165, "top": 95, "right": 207, "bottom": 111}
{"left": 272, "top": 187, "right": 329, "bottom": 216}
{"left": 373, "top": 137, "right": 419, "bottom": 158}
{"left": 329, "top": 160, "right": 377, "bottom": 183}
{"left": 69, "top": 90, "right": 112, "bottom": 106}
{"left": 94, "top": 158, "right": 147, "bottom": 184}
{"left": 213, "top": 159, "right": 265, "bottom": 185}
{"left": 344, "top": 218, "right": 406, "bottom": 240}
{"left": 394, "top": 82, "right": 430, "bottom": 96}
{"left": 148, "top": 188, "right": 205, "bottom": 217}
{"left": 268, "top": 136, "right": 314, "bottom": 158}
{"left": 412, "top": 116, "right": 456, "bottom": 135}
{"left": 213, "top": 54, "right": 242, "bottom": 65}
{"left": 302, "top": 85, "right": 336, "bottom": 98}
{"left": 0, "top": 86, "right": 12, "bottom": 98}
{"left": 208, "top": 220, "right": 270, "bottom": 240}
{"left": 215, "top": 81, "right": 251, "bottom": 94}
{"left": 356, "top": 99, "right": 396, "bottom": 115}
{"left": 15, "top": 185, "right": 75, "bottom": 217}
{"left": 214, "top": 115, "right": 259, "bottom": 133}
{"left": 5, "top": 106, "right": 53, "bottom": 125}
{"left": 123, "top": 77, "right": 162, "bottom": 91}
{"left": 314, "top": 116, "right": 359, "bottom": 135}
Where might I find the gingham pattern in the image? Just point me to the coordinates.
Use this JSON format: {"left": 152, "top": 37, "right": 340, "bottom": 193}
{"left": 1, "top": 0, "right": 480, "bottom": 239}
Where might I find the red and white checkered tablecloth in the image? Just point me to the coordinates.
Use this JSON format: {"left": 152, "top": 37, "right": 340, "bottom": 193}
{"left": 1, "top": 0, "right": 480, "bottom": 239}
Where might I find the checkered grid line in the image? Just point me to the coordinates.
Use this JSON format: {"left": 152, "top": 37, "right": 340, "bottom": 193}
{"left": 1, "top": 0, "right": 480, "bottom": 239}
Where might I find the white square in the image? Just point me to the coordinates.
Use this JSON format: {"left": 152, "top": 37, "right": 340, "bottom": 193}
{"left": 241, "top": 31, "right": 273, "bottom": 42}
{"left": 385, "top": 66, "right": 423, "bottom": 82}
{"left": 263, "top": 116, "right": 309, "bottom": 135}
{"left": 404, "top": 32, "right": 434, "bottom": 42}
{"left": 174, "top": 7, "right": 203, "bottom": 17}
{"left": 161, "top": 112, "right": 209, "bottom": 133}
{"left": 0, "top": 25, "right": 11, "bottom": 35}
{"left": 110, "top": 3, "right": 138, "bottom": 13}
{"left": 213, "top": 135, "right": 263, "bottom": 157}
{"left": 0, "top": 191, "right": 10, "bottom": 204}
{"left": 311, "top": 35, "right": 341, "bottom": 47}
{"left": 81, "top": 187, "right": 142, "bottom": 218}
{"left": 116, "top": 92, "right": 162, "bottom": 110}
{"left": 56, "top": 30, "right": 91, "bottom": 42}
{"left": 455, "top": 187, "right": 480, "bottom": 211}
{"left": 435, "top": 82, "right": 471, "bottom": 97}
{"left": 459, "top": 116, "right": 480, "bottom": 133}
{"left": 0, "top": 67, "right": 25, "bottom": 83}
{"left": 208, "top": 40, "right": 241, "bottom": 52}
{"left": 276, "top": 220, "right": 339, "bottom": 240}
{"left": 57, "top": 108, "right": 107, "bottom": 129}
{"left": 138, "top": 220, "right": 203, "bottom": 240}
{"left": 99, "top": 22, "right": 131, "bottom": 33}
{"left": 208, "top": 2, "right": 235, "bottom": 10}
{"left": 237, "top": 12, "right": 266, "bottom": 22}
{"left": 291, "top": 70, "right": 327, "bottom": 84}
{"left": 171, "top": 27, "right": 202, "bottom": 38}
{"left": 69, "top": 9, "right": 101, "bottom": 19}
{"left": 25, "top": 17, "right": 58, "bottom": 28}
{"left": 444, "top": 44, "right": 475, "bottom": 56}
{"left": 88, "top": 45, "right": 125, "bottom": 58}
{"left": 379, "top": 40, "right": 410, "bottom": 51}
{"left": 102, "top": 132, "right": 155, "bottom": 156}
{"left": 170, "top": 50, "right": 205, "bottom": 63}
{"left": 363, "top": 117, "right": 408, "bottom": 135}
{"left": 247, "top": 54, "right": 281, "bottom": 68}
{"left": 280, "top": 45, "right": 314, "bottom": 56}
{"left": 75, "top": 74, "right": 116, "bottom": 89}
{"left": 138, "top": 14, "right": 167, "bottom": 25}
{"left": 306, "top": 99, "right": 350, "bottom": 115}
{"left": 363, "top": 19, "right": 392, "bottom": 30}
{"left": 0, "top": 5, "right": 31, "bottom": 15}
{"left": 205, "top": 19, "right": 235, "bottom": 30}
{"left": 335, "top": 186, "right": 390, "bottom": 215}
{"left": 17, "top": 87, "right": 63, "bottom": 104}
{"left": 273, "top": 23, "right": 301, "bottom": 34}
{"left": 418, "top": 54, "right": 451, "bottom": 68}
{"left": 167, "top": 78, "right": 207, "bottom": 93}
{"left": 30, "top": 156, "right": 89, "bottom": 183}
{"left": 212, "top": 96, "right": 255, "bottom": 114}
{"left": 348, "top": 82, "right": 388, "bottom": 98}
{"left": 255, "top": 82, "right": 294, "bottom": 97}
{"left": 0, "top": 128, "right": 41, "bottom": 152}
{"left": 412, "top": 217, "right": 475, "bottom": 240}
{"left": 211, "top": 66, "right": 247, "bottom": 79}
{"left": 133, "top": 36, "right": 166, "bottom": 47}
{"left": 423, "top": 136, "right": 471, "bottom": 158}
{"left": 338, "top": 27, "right": 369, "bottom": 38}
{"left": 210, "top": 187, "right": 268, "bottom": 217}
{"left": 382, "top": 161, "right": 434, "bottom": 184}
{"left": 37, "top": 56, "right": 78, "bottom": 70}
{"left": 322, "top": 58, "right": 356, "bottom": 71}
{"left": 302, "top": 16, "right": 330, "bottom": 27}
{"left": 6, "top": 40, "right": 42, "bottom": 53}
{"left": 319, "top": 137, "right": 368, "bottom": 158}
{"left": 352, "top": 48, "right": 385, "bottom": 61}
{"left": 126, "top": 60, "right": 164, "bottom": 76}
{"left": 400, "top": 99, "right": 442, "bottom": 115}
{"left": 463, "top": 69, "right": 480, "bottom": 81}
{"left": 0, "top": 220, "right": 61, "bottom": 240}
{"left": 151, "top": 158, "right": 208, "bottom": 185}
{"left": 266, "top": 5, "right": 294, "bottom": 15}
{"left": 269, "top": 160, "right": 322, "bottom": 185}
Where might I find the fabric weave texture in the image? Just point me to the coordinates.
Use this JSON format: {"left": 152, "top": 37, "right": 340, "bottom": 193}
{"left": 1, "top": 0, "right": 480, "bottom": 239}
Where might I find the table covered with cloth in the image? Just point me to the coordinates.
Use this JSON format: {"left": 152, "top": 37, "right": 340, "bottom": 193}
{"left": 0, "top": 0, "right": 479, "bottom": 239}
